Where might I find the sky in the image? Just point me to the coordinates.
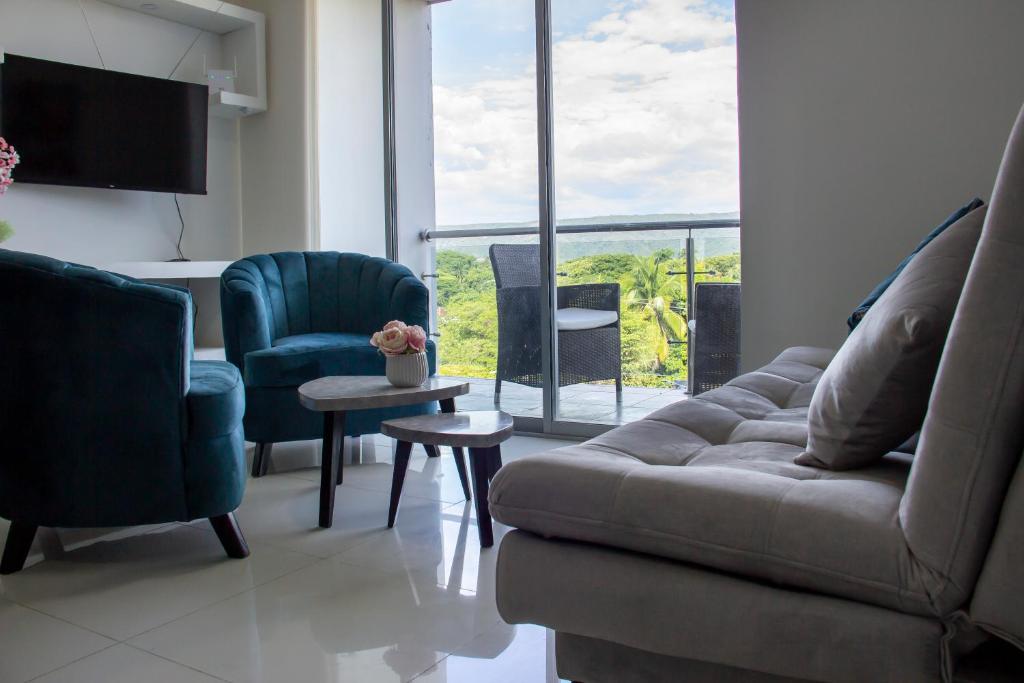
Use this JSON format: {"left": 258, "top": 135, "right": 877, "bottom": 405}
{"left": 431, "top": 0, "right": 739, "bottom": 227}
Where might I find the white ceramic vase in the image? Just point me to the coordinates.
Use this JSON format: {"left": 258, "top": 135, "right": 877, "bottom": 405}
{"left": 386, "top": 352, "right": 428, "bottom": 388}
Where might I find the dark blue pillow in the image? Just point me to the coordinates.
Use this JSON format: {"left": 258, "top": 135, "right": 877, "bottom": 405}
{"left": 847, "top": 197, "right": 984, "bottom": 331}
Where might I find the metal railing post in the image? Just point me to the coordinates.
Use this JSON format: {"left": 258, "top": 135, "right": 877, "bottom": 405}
{"left": 685, "top": 232, "right": 696, "bottom": 394}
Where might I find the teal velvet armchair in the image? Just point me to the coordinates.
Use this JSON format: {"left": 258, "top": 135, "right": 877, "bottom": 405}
{"left": 0, "top": 249, "right": 249, "bottom": 575}
{"left": 220, "top": 252, "right": 437, "bottom": 477}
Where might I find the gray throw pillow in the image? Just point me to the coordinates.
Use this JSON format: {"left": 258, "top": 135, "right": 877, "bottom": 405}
{"left": 796, "top": 204, "right": 987, "bottom": 470}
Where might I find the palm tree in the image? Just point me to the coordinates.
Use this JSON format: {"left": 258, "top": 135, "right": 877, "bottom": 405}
{"left": 625, "top": 254, "right": 686, "bottom": 372}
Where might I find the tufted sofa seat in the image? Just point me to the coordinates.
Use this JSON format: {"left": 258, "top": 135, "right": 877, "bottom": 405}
{"left": 489, "top": 346, "right": 943, "bottom": 617}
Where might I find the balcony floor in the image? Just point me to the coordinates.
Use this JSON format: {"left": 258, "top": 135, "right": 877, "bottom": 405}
{"left": 446, "top": 376, "right": 690, "bottom": 426}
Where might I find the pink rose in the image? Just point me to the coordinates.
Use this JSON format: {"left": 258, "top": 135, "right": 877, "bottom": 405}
{"left": 382, "top": 320, "right": 407, "bottom": 332}
{"left": 371, "top": 325, "right": 408, "bottom": 356}
{"left": 405, "top": 325, "right": 427, "bottom": 353}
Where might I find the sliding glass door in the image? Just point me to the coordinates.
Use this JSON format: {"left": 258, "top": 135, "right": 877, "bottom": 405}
{"left": 546, "top": 0, "right": 739, "bottom": 430}
{"left": 429, "top": 1, "right": 548, "bottom": 426}
{"left": 429, "top": 0, "right": 739, "bottom": 434}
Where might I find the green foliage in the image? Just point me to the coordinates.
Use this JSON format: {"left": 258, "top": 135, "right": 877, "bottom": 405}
{"left": 624, "top": 254, "right": 686, "bottom": 372}
{"left": 435, "top": 247, "right": 740, "bottom": 388}
{"left": 701, "top": 253, "right": 741, "bottom": 282}
{"left": 0, "top": 220, "right": 12, "bottom": 243}
{"left": 436, "top": 250, "right": 494, "bottom": 306}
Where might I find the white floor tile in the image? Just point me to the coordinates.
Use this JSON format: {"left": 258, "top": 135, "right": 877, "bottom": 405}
{"left": 333, "top": 500, "right": 511, "bottom": 593}
{"left": 31, "top": 644, "right": 224, "bottom": 683}
{"left": 230, "top": 474, "right": 453, "bottom": 559}
{"left": 130, "top": 557, "right": 503, "bottom": 683}
{"left": 499, "top": 435, "right": 565, "bottom": 461}
{"left": 287, "top": 449, "right": 473, "bottom": 505}
{"left": 0, "top": 435, "right": 572, "bottom": 683}
{"left": 411, "top": 623, "right": 567, "bottom": 683}
{"left": 1, "top": 524, "right": 316, "bottom": 640}
{"left": 0, "top": 598, "right": 114, "bottom": 683}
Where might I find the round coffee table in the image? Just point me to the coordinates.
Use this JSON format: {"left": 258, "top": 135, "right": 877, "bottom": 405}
{"left": 380, "top": 410, "right": 513, "bottom": 547}
{"left": 298, "top": 376, "right": 470, "bottom": 528}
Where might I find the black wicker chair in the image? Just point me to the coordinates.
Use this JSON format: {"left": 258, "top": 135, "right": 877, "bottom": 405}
{"left": 689, "top": 282, "right": 741, "bottom": 395}
{"left": 489, "top": 244, "right": 622, "bottom": 401}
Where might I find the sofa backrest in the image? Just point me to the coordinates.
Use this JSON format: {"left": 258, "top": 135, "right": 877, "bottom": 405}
{"left": 899, "top": 104, "right": 1024, "bottom": 618}
{"left": 222, "top": 251, "right": 429, "bottom": 343}
{"left": 0, "top": 249, "right": 193, "bottom": 526}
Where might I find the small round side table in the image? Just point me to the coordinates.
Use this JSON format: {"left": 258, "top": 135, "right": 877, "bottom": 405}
{"left": 297, "top": 376, "right": 469, "bottom": 528}
{"left": 380, "top": 410, "right": 513, "bottom": 547}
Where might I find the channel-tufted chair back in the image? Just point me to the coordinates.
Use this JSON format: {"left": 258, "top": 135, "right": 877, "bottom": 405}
{"left": 220, "top": 252, "right": 430, "bottom": 374}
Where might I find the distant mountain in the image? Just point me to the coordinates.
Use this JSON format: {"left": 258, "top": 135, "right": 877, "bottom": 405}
{"left": 434, "top": 212, "right": 741, "bottom": 261}
{"left": 436, "top": 211, "right": 740, "bottom": 232}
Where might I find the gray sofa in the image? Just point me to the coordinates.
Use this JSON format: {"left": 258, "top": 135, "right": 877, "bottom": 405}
{"left": 489, "top": 106, "right": 1024, "bottom": 683}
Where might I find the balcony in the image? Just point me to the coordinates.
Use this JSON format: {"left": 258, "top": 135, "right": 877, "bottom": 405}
{"left": 423, "top": 220, "right": 741, "bottom": 428}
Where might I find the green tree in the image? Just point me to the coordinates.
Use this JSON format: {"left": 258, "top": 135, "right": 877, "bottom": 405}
{"left": 624, "top": 254, "right": 686, "bottom": 373}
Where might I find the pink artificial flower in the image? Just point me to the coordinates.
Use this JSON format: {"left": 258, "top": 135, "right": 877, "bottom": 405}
{"left": 0, "top": 138, "right": 18, "bottom": 195}
{"left": 371, "top": 325, "right": 409, "bottom": 356}
{"left": 405, "top": 325, "right": 427, "bottom": 353}
{"left": 382, "top": 320, "right": 407, "bottom": 332}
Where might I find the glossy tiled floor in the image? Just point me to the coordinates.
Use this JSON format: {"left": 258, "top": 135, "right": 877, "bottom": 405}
{"left": 0, "top": 435, "right": 571, "bottom": 683}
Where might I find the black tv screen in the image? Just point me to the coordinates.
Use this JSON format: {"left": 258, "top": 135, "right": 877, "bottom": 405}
{"left": 0, "top": 54, "right": 208, "bottom": 195}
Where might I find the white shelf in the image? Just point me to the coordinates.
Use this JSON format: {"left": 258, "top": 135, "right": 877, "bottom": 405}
{"left": 97, "top": 0, "right": 267, "bottom": 118}
{"left": 209, "top": 90, "right": 265, "bottom": 119}
{"left": 104, "top": 260, "right": 234, "bottom": 280}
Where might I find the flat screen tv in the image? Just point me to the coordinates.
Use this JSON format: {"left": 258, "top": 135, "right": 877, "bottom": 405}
{"left": 0, "top": 54, "right": 208, "bottom": 195}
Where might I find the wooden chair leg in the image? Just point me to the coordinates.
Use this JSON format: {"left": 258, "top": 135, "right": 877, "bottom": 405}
{"left": 209, "top": 513, "right": 249, "bottom": 559}
{"left": 251, "top": 442, "right": 273, "bottom": 478}
{"left": 388, "top": 441, "right": 414, "bottom": 528}
{"left": 452, "top": 446, "right": 471, "bottom": 500}
{"left": 424, "top": 444, "right": 441, "bottom": 458}
{"left": 1, "top": 521, "right": 38, "bottom": 575}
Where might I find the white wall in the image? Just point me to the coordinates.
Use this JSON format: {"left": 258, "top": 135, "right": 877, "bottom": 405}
{"left": 315, "top": 0, "right": 386, "bottom": 257}
{"left": 234, "top": 0, "right": 316, "bottom": 255}
{"left": 0, "top": 0, "right": 242, "bottom": 264}
{"left": 314, "top": 0, "right": 435, "bottom": 269}
{"left": 736, "top": 0, "right": 1024, "bottom": 369}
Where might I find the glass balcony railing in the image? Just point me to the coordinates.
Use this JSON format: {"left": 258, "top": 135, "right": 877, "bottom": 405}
{"left": 421, "top": 221, "right": 740, "bottom": 427}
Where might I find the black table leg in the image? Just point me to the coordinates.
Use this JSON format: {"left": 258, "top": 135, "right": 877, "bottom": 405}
{"left": 468, "top": 446, "right": 496, "bottom": 547}
{"left": 319, "top": 411, "right": 346, "bottom": 528}
{"left": 439, "top": 398, "right": 471, "bottom": 499}
{"left": 488, "top": 448, "right": 503, "bottom": 482}
{"left": 423, "top": 444, "right": 441, "bottom": 458}
{"left": 388, "top": 440, "right": 414, "bottom": 528}
{"left": 453, "top": 447, "right": 472, "bottom": 500}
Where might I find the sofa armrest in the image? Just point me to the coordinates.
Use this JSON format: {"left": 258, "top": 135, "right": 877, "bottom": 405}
{"left": 220, "top": 270, "right": 273, "bottom": 374}
{"left": 186, "top": 360, "right": 245, "bottom": 440}
{"left": 384, "top": 274, "right": 432, "bottom": 331}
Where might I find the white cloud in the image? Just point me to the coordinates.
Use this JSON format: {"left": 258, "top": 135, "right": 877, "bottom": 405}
{"left": 433, "top": 0, "right": 738, "bottom": 226}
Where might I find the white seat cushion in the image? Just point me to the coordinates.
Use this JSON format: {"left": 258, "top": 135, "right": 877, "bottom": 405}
{"left": 556, "top": 307, "right": 618, "bottom": 331}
